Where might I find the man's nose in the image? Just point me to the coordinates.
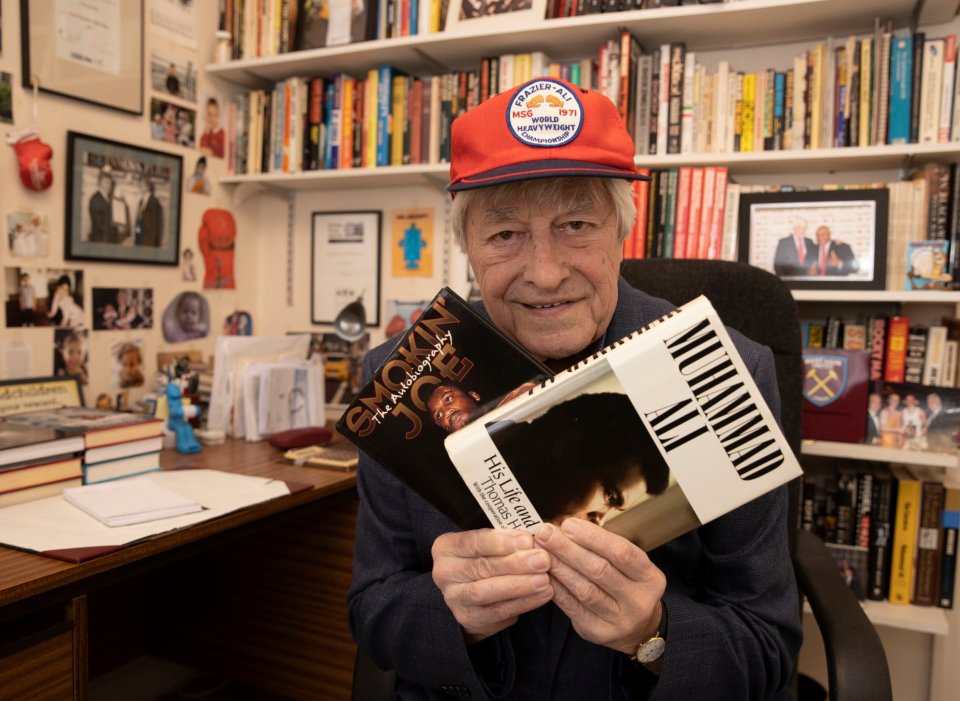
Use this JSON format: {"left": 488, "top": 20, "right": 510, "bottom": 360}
{"left": 521, "top": 233, "right": 569, "bottom": 289}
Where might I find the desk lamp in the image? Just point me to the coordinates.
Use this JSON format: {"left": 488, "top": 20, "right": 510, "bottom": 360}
{"left": 334, "top": 294, "right": 366, "bottom": 342}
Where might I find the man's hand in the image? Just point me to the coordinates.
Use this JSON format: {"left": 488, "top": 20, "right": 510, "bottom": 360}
{"left": 432, "top": 529, "right": 554, "bottom": 645}
{"left": 535, "top": 518, "right": 665, "bottom": 657}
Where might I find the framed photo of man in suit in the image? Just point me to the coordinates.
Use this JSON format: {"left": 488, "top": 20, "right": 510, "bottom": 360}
{"left": 445, "top": 0, "right": 548, "bottom": 33}
{"left": 738, "top": 190, "right": 887, "bottom": 290}
{"left": 65, "top": 132, "right": 182, "bottom": 266}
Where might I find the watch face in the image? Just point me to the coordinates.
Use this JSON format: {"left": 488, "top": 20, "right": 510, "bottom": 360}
{"left": 636, "top": 636, "right": 666, "bottom": 663}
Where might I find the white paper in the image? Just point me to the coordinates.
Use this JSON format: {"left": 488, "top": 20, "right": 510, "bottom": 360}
{"left": 55, "top": 0, "right": 121, "bottom": 75}
{"left": 147, "top": 0, "right": 197, "bottom": 48}
{"left": 0, "top": 470, "right": 292, "bottom": 552}
{"left": 64, "top": 477, "right": 201, "bottom": 526}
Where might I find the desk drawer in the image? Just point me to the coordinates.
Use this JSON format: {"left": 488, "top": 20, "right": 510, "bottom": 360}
{"left": 0, "top": 599, "right": 84, "bottom": 700}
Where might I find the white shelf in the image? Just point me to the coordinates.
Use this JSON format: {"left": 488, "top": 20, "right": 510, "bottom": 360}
{"left": 804, "top": 600, "right": 950, "bottom": 635}
{"left": 801, "top": 440, "right": 960, "bottom": 468}
{"left": 219, "top": 144, "right": 960, "bottom": 190}
{"left": 207, "top": 0, "right": 915, "bottom": 87}
{"left": 792, "top": 290, "right": 960, "bottom": 303}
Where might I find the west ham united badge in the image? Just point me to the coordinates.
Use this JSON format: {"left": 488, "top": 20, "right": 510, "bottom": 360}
{"left": 802, "top": 354, "right": 849, "bottom": 407}
{"left": 507, "top": 79, "right": 584, "bottom": 148}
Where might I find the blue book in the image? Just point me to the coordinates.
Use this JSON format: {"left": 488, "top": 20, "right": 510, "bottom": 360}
{"left": 773, "top": 72, "right": 785, "bottom": 149}
{"left": 409, "top": 0, "right": 418, "bottom": 35}
{"left": 377, "top": 66, "right": 394, "bottom": 167}
{"left": 888, "top": 34, "right": 913, "bottom": 144}
{"left": 273, "top": 82, "right": 285, "bottom": 173}
{"left": 323, "top": 80, "right": 336, "bottom": 170}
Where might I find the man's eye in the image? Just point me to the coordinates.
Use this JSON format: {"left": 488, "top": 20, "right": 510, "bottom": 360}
{"left": 492, "top": 230, "right": 515, "bottom": 242}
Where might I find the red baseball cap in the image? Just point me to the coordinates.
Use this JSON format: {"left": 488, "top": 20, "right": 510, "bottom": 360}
{"left": 448, "top": 76, "right": 649, "bottom": 192}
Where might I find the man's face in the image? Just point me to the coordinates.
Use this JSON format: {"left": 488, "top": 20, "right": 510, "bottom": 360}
{"left": 565, "top": 466, "right": 648, "bottom": 527}
{"left": 206, "top": 102, "right": 220, "bottom": 129}
{"left": 464, "top": 185, "right": 622, "bottom": 361}
{"left": 427, "top": 384, "right": 479, "bottom": 433}
{"left": 816, "top": 227, "right": 831, "bottom": 245}
{"left": 792, "top": 221, "right": 807, "bottom": 237}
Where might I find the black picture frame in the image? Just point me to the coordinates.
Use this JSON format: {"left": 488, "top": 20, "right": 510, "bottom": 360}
{"left": 738, "top": 189, "right": 888, "bottom": 290}
{"left": 65, "top": 132, "right": 183, "bottom": 267}
{"left": 0, "top": 375, "right": 84, "bottom": 416}
{"left": 20, "top": 0, "right": 143, "bottom": 115}
{"left": 311, "top": 211, "right": 382, "bottom": 327}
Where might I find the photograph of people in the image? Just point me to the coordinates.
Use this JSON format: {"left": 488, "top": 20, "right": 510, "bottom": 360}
{"left": 88, "top": 167, "right": 114, "bottom": 242}
{"left": 811, "top": 225, "right": 858, "bottom": 276}
{"left": 348, "top": 77, "right": 799, "bottom": 699}
{"left": 163, "top": 291, "right": 209, "bottom": 342}
{"left": 54, "top": 329, "right": 89, "bottom": 385}
{"left": 199, "top": 96, "right": 225, "bottom": 159}
{"left": 133, "top": 172, "right": 164, "bottom": 247}
{"left": 773, "top": 216, "right": 816, "bottom": 276}
{"left": 113, "top": 341, "right": 145, "bottom": 389}
{"left": 864, "top": 392, "right": 882, "bottom": 445}
{"left": 18, "top": 272, "right": 36, "bottom": 326}
{"left": 187, "top": 156, "right": 211, "bottom": 195}
{"left": 879, "top": 391, "right": 904, "bottom": 448}
{"left": 901, "top": 392, "right": 927, "bottom": 449}
{"left": 925, "top": 392, "right": 958, "bottom": 452}
{"left": 7, "top": 212, "right": 48, "bottom": 258}
{"left": 46, "top": 274, "right": 84, "bottom": 328}
{"left": 426, "top": 380, "right": 540, "bottom": 433}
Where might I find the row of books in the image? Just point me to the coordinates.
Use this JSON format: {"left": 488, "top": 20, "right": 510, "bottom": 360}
{"left": 0, "top": 408, "right": 164, "bottom": 508}
{"left": 803, "top": 314, "right": 960, "bottom": 390}
{"left": 801, "top": 463, "right": 958, "bottom": 609}
{"left": 220, "top": 0, "right": 731, "bottom": 60}
{"left": 610, "top": 24, "right": 960, "bottom": 158}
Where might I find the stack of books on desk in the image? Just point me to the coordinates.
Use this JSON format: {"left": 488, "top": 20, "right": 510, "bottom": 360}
{"left": 2, "top": 408, "right": 165, "bottom": 486}
{"left": 0, "top": 421, "right": 84, "bottom": 507}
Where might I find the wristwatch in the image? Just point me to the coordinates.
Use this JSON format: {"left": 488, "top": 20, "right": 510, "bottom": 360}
{"left": 630, "top": 599, "right": 667, "bottom": 664}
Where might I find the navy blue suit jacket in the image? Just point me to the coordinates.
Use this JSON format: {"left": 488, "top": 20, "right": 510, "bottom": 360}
{"left": 347, "top": 279, "right": 801, "bottom": 700}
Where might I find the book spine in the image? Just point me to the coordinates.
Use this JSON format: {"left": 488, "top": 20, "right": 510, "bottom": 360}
{"left": 904, "top": 325, "right": 929, "bottom": 384}
{"left": 940, "top": 487, "right": 959, "bottom": 608}
{"left": 883, "top": 316, "right": 910, "bottom": 383}
{"left": 741, "top": 73, "right": 755, "bottom": 152}
{"left": 888, "top": 469, "right": 920, "bottom": 605}
{"left": 868, "top": 316, "right": 887, "bottom": 381}
{"left": 856, "top": 471, "right": 873, "bottom": 549}
{"left": 912, "top": 479, "right": 945, "bottom": 606}
{"left": 376, "top": 66, "right": 392, "bottom": 167}
{"left": 867, "top": 469, "right": 896, "bottom": 601}
{"left": 672, "top": 167, "right": 692, "bottom": 258}
{"left": 939, "top": 35, "right": 957, "bottom": 143}
{"left": 708, "top": 168, "right": 729, "bottom": 260}
{"left": 922, "top": 325, "right": 948, "bottom": 386}
{"left": 910, "top": 31, "right": 926, "bottom": 143}
{"left": 919, "top": 39, "right": 946, "bottom": 144}
{"left": 667, "top": 43, "right": 685, "bottom": 154}
{"left": 696, "top": 165, "right": 717, "bottom": 259}
{"left": 888, "top": 34, "right": 912, "bottom": 144}
{"left": 859, "top": 38, "right": 872, "bottom": 147}
{"left": 685, "top": 167, "right": 704, "bottom": 259}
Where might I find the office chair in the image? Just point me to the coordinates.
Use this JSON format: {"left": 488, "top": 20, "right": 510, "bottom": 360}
{"left": 351, "top": 258, "right": 893, "bottom": 701}
{"left": 620, "top": 258, "right": 892, "bottom": 701}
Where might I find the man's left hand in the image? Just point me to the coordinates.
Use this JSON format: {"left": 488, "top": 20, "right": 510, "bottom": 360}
{"left": 534, "top": 518, "right": 665, "bottom": 657}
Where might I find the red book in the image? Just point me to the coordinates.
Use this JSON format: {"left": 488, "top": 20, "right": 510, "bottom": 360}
{"left": 706, "top": 167, "right": 729, "bottom": 259}
{"left": 802, "top": 349, "right": 870, "bottom": 442}
{"left": 685, "top": 167, "right": 704, "bottom": 258}
{"left": 884, "top": 316, "right": 911, "bottom": 383}
{"left": 696, "top": 167, "right": 717, "bottom": 259}
{"left": 672, "top": 167, "right": 693, "bottom": 258}
{"left": 626, "top": 174, "right": 650, "bottom": 259}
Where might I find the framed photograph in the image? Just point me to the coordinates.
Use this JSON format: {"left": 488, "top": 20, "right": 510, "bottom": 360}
{"left": 738, "top": 190, "right": 888, "bottom": 290}
{"left": 65, "top": 132, "right": 183, "bottom": 266}
{"left": 20, "top": 0, "right": 143, "bottom": 115}
{"left": 445, "top": 0, "right": 548, "bottom": 34}
{"left": 311, "top": 211, "right": 381, "bottom": 327}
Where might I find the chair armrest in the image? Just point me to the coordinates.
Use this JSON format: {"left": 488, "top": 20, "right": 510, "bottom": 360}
{"left": 793, "top": 529, "right": 892, "bottom": 701}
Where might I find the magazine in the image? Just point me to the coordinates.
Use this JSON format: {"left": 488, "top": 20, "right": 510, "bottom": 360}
{"left": 336, "top": 287, "right": 551, "bottom": 530}
{"left": 444, "top": 296, "right": 803, "bottom": 551}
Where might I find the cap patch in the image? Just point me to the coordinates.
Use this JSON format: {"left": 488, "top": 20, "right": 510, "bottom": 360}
{"left": 506, "top": 79, "right": 584, "bottom": 148}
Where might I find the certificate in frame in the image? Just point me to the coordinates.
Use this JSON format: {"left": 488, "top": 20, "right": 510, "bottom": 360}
{"left": 20, "top": 0, "right": 143, "bottom": 115}
{"left": 311, "top": 211, "right": 382, "bottom": 328}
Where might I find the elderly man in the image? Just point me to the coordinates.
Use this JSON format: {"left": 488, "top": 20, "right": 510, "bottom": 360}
{"left": 348, "top": 77, "right": 800, "bottom": 699}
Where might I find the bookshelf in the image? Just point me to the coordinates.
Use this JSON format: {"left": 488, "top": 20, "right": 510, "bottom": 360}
{"left": 801, "top": 439, "right": 960, "bottom": 467}
{"left": 212, "top": 2, "right": 960, "bottom": 699}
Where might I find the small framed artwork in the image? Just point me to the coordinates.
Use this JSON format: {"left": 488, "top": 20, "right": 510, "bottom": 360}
{"left": 0, "top": 376, "right": 84, "bottom": 417}
{"left": 311, "top": 211, "right": 381, "bottom": 328}
{"left": 20, "top": 0, "right": 143, "bottom": 115}
{"left": 65, "top": 132, "right": 183, "bottom": 266}
{"left": 738, "top": 190, "right": 888, "bottom": 290}
{"left": 445, "top": 0, "right": 549, "bottom": 34}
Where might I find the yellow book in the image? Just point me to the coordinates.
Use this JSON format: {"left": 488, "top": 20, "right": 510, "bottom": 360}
{"left": 365, "top": 69, "right": 379, "bottom": 168}
{"left": 391, "top": 75, "right": 407, "bottom": 166}
{"left": 810, "top": 43, "right": 826, "bottom": 150}
{"left": 514, "top": 53, "right": 532, "bottom": 85}
{"left": 888, "top": 466, "right": 921, "bottom": 605}
{"left": 859, "top": 38, "right": 872, "bottom": 146}
{"left": 740, "top": 73, "right": 755, "bottom": 153}
{"left": 430, "top": 0, "right": 441, "bottom": 33}
{"left": 341, "top": 77, "right": 354, "bottom": 170}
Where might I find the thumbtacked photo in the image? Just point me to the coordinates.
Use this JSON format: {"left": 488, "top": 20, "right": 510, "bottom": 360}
{"left": 150, "top": 98, "right": 196, "bottom": 149}
{"left": 111, "top": 339, "right": 145, "bottom": 389}
{"left": 162, "top": 291, "right": 209, "bottom": 342}
{"left": 54, "top": 329, "right": 90, "bottom": 386}
{"left": 92, "top": 287, "right": 154, "bottom": 330}
{"left": 7, "top": 212, "right": 50, "bottom": 258}
{"left": 4, "top": 267, "right": 85, "bottom": 328}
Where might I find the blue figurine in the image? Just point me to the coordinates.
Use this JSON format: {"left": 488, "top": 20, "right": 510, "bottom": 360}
{"left": 166, "top": 375, "right": 201, "bottom": 454}
{"left": 400, "top": 222, "right": 427, "bottom": 270}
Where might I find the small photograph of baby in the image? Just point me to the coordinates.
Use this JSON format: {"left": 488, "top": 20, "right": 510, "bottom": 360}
{"left": 7, "top": 212, "right": 50, "bottom": 258}
{"left": 162, "top": 291, "right": 209, "bottom": 342}
{"left": 4, "top": 267, "right": 86, "bottom": 328}
{"left": 54, "top": 329, "right": 89, "bottom": 386}
{"left": 111, "top": 339, "right": 145, "bottom": 389}
{"left": 150, "top": 98, "right": 196, "bottom": 149}
{"left": 92, "top": 287, "right": 155, "bottom": 330}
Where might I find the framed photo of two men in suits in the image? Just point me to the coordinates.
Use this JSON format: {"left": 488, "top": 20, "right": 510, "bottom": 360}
{"left": 738, "top": 190, "right": 887, "bottom": 291}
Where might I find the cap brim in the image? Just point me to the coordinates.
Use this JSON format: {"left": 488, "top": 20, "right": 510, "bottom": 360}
{"left": 448, "top": 159, "right": 651, "bottom": 192}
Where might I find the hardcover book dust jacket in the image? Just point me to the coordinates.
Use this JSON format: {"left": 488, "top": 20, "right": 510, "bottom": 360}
{"left": 444, "top": 296, "right": 803, "bottom": 551}
{"left": 336, "top": 287, "right": 550, "bottom": 530}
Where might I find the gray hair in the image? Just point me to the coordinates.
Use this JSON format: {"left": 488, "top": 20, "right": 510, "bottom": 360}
{"left": 450, "top": 177, "right": 637, "bottom": 252}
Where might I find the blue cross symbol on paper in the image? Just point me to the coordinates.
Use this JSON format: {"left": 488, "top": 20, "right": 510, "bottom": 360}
{"left": 400, "top": 223, "right": 427, "bottom": 270}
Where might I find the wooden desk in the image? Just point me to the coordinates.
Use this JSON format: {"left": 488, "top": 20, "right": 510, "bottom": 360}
{"left": 0, "top": 440, "right": 360, "bottom": 700}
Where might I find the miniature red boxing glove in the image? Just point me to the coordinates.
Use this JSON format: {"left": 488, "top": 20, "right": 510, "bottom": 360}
{"left": 198, "top": 208, "right": 237, "bottom": 289}
{"left": 6, "top": 127, "right": 53, "bottom": 192}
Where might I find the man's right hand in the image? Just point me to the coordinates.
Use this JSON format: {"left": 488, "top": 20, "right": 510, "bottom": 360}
{"left": 432, "top": 529, "right": 553, "bottom": 644}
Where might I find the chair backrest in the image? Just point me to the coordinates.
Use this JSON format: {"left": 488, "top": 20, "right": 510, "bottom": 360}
{"left": 619, "top": 259, "right": 804, "bottom": 543}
